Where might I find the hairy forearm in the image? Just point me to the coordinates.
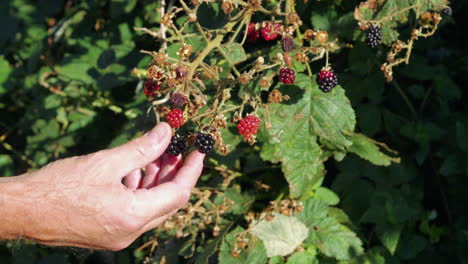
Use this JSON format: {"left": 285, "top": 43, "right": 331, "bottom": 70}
{"left": 0, "top": 175, "right": 33, "bottom": 240}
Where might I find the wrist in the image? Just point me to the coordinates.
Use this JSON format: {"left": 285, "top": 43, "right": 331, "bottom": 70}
{"left": 0, "top": 175, "right": 31, "bottom": 239}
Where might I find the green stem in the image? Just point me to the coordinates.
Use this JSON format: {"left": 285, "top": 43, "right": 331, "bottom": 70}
{"left": 391, "top": 80, "right": 417, "bottom": 119}
{"left": 187, "top": 20, "right": 239, "bottom": 79}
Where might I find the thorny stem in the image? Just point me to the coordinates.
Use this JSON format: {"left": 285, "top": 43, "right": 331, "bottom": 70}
{"left": 187, "top": 19, "right": 240, "bottom": 79}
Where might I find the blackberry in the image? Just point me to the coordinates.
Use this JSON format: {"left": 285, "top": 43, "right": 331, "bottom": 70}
{"left": 317, "top": 70, "right": 338, "bottom": 93}
{"left": 281, "top": 36, "right": 295, "bottom": 52}
{"left": 170, "top": 93, "right": 187, "bottom": 108}
{"left": 443, "top": 7, "right": 452, "bottom": 16}
{"left": 279, "top": 68, "right": 295, "bottom": 84}
{"left": 194, "top": 132, "right": 215, "bottom": 154}
{"left": 166, "top": 134, "right": 187, "bottom": 156}
{"left": 366, "top": 25, "right": 383, "bottom": 48}
{"left": 247, "top": 23, "right": 259, "bottom": 43}
{"left": 237, "top": 115, "right": 261, "bottom": 139}
{"left": 261, "top": 22, "right": 280, "bottom": 41}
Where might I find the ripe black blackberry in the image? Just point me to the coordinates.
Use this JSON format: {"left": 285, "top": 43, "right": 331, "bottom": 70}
{"left": 166, "top": 134, "right": 187, "bottom": 156}
{"left": 317, "top": 69, "right": 338, "bottom": 93}
{"left": 366, "top": 25, "right": 383, "bottom": 48}
{"left": 194, "top": 132, "right": 215, "bottom": 154}
{"left": 281, "top": 36, "right": 295, "bottom": 52}
{"left": 443, "top": 7, "right": 452, "bottom": 16}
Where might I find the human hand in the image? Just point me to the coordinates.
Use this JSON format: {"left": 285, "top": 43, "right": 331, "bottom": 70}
{"left": 11, "top": 122, "right": 204, "bottom": 250}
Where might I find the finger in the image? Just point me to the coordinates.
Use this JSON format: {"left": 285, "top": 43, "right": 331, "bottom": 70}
{"left": 103, "top": 122, "right": 172, "bottom": 176}
{"left": 171, "top": 151, "right": 205, "bottom": 190}
{"left": 123, "top": 170, "right": 142, "bottom": 190}
{"left": 157, "top": 153, "right": 182, "bottom": 185}
{"left": 141, "top": 159, "right": 161, "bottom": 189}
{"left": 133, "top": 151, "right": 205, "bottom": 218}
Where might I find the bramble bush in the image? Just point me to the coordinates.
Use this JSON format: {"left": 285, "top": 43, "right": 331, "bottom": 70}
{"left": 1, "top": 0, "right": 467, "bottom": 263}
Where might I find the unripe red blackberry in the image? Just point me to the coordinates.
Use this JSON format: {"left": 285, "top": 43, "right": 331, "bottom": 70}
{"left": 166, "top": 108, "right": 184, "bottom": 128}
{"left": 170, "top": 93, "right": 187, "bottom": 108}
{"left": 144, "top": 79, "right": 160, "bottom": 97}
{"left": 281, "top": 36, "right": 295, "bottom": 52}
{"left": 366, "top": 25, "right": 383, "bottom": 48}
{"left": 317, "top": 69, "right": 338, "bottom": 93}
{"left": 194, "top": 132, "right": 215, "bottom": 154}
{"left": 279, "top": 68, "right": 295, "bottom": 84}
{"left": 237, "top": 115, "right": 261, "bottom": 139}
{"left": 247, "top": 23, "right": 259, "bottom": 42}
{"left": 261, "top": 22, "right": 280, "bottom": 41}
{"left": 166, "top": 134, "right": 187, "bottom": 156}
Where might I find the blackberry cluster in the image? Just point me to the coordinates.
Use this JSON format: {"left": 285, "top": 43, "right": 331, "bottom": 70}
{"left": 281, "top": 36, "right": 295, "bottom": 52}
{"left": 166, "top": 134, "right": 187, "bottom": 156}
{"left": 194, "top": 132, "right": 215, "bottom": 154}
{"left": 443, "top": 7, "right": 452, "bottom": 16}
{"left": 366, "top": 25, "right": 383, "bottom": 48}
{"left": 279, "top": 68, "right": 296, "bottom": 84}
{"left": 317, "top": 70, "right": 338, "bottom": 93}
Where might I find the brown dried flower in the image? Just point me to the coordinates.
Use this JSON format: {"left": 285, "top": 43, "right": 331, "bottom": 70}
{"left": 238, "top": 73, "right": 252, "bottom": 84}
{"left": 221, "top": 1, "right": 234, "bottom": 14}
{"left": 304, "top": 29, "right": 316, "bottom": 41}
{"left": 316, "top": 31, "right": 329, "bottom": 44}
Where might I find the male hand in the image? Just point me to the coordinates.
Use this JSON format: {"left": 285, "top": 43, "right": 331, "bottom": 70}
{"left": 6, "top": 122, "right": 204, "bottom": 250}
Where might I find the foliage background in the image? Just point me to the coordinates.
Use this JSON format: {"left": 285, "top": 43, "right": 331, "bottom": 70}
{"left": 0, "top": 0, "right": 467, "bottom": 263}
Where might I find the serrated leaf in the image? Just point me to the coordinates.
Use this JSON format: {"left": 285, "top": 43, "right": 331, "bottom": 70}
{"left": 250, "top": 214, "right": 309, "bottom": 257}
{"left": 348, "top": 133, "right": 399, "bottom": 166}
{"left": 219, "top": 227, "right": 267, "bottom": 264}
{"left": 310, "top": 85, "right": 356, "bottom": 150}
{"left": 295, "top": 197, "right": 328, "bottom": 224}
{"left": 376, "top": 224, "right": 403, "bottom": 255}
{"left": 315, "top": 187, "right": 340, "bottom": 206}
{"left": 306, "top": 217, "right": 363, "bottom": 260}
{"left": 260, "top": 74, "right": 355, "bottom": 197}
{"left": 219, "top": 43, "right": 247, "bottom": 64}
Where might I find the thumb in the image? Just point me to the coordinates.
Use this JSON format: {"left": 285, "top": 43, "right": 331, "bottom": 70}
{"left": 104, "top": 122, "right": 172, "bottom": 176}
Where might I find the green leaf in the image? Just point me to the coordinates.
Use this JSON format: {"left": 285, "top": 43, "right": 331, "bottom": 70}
{"left": 224, "top": 186, "right": 255, "bottom": 215}
{"left": 309, "top": 85, "right": 356, "bottom": 150}
{"left": 287, "top": 248, "right": 319, "bottom": 264}
{"left": 219, "top": 227, "right": 268, "bottom": 264}
{"left": 259, "top": 74, "right": 324, "bottom": 198}
{"left": 305, "top": 217, "right": 363, "bottom": 260}
{"left": 0, "top": 155, "right": 15, "bottom": 177}
{"left": 348, "top": 133, "right": 399, "bottom": 166}
{"left": 0, "top": 56, "right": 12, "bottom": 94}
{"left": 250, "top": 214, "right": 309, "bottom": 257}
{"left": 396, "top": 234, "right": 427, "bottom": 260}
{"left": 295, "top": 197, "right": 329, "bottom": 226}
{"left": 315, "top": 187, "right": 340, "bottom": 206}
{"left": 376, "top": 224, "right": 403, "bottom": 255}
{"left": 261, "top": 74, "right": 355, "bottom": 197}
{"left": 219, "top": 43, "right": 247, "bottom": 64}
